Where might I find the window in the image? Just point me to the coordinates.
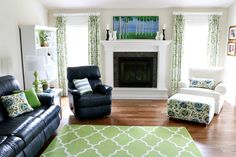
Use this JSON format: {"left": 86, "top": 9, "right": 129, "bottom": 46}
{"left": 181, "top": 15, "right": 209, "bottom": 80}
{"left": 66, "top": 16, "right": 88, "bottom": 67}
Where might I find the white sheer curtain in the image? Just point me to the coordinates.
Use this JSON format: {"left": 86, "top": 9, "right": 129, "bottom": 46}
{"left": 181, "top": 15, "right": 209, "bottom": 81}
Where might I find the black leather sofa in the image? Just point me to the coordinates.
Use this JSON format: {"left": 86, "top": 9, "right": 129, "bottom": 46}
{"left": 0, "top": 75, "right": 61, "bottom": 157}
{"left": 67, "top": 66, "right": 112, "bottom": 119}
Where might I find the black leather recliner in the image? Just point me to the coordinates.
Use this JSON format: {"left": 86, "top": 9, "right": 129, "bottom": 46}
{"left": 67, "top": 66, "right": 112, "bottom": 119}
{"left": 0, "top": 75, "right": 61, "bottom": 157}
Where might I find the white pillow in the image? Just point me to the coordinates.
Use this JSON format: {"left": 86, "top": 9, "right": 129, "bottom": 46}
{"left": 73, "top": 78, "right": 93, "bottom": 95}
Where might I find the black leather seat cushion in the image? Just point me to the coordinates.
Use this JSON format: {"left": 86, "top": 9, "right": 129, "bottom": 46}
{"left": 0, "top": 116, "right": 34, "bottom": 136}
{"left": 38, "top": 105, "right": 61, "bottom": 125}
{"left": 13, "top": 117, "right": 45, "bottom": 145}
{"left": 79, "top": 93, "right": 111, "bottom": 108}
{"left": 0, "top": 136, "right": 25, "bottom": 157}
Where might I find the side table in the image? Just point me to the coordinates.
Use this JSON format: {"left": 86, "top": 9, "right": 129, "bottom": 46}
{"left": 44, "top": 88, "right": 63, "bottom": 118}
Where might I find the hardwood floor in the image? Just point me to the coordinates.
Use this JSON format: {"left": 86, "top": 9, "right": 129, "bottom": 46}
{"left": 58, "top": 97, "right": 236, "bottom": 157}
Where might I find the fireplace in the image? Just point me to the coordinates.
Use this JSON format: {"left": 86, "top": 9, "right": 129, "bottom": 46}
{"left": 114, "top": 52, "right": 157, "bottom": 88}
{"left": 101, "top": 40, "right": 171, "bottom": 99}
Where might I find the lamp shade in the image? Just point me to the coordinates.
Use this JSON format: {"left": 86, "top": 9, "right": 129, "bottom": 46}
{"left": 25, "top": 55, "right": 47, "bottom": 80}
{"left": 25, "top": 56, "right": 46, "bottom": 71}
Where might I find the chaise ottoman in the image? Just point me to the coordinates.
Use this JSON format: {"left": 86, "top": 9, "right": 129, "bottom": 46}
{"left": 167, "top": 93, "right": 215, "bottom": 124}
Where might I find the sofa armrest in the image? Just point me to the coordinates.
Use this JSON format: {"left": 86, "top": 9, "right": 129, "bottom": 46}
{"left": 68, "top": 88, "right": 81, "bottom": 97}
{"left": 178, "top": 80, "right": 189, "bottom": 89}
{"left": 37, "top": 93, "right": 54, "bottom": 106}
{"left": 95, "top": 84, "right": 112, "bottom": 95}
{"left": 214, "top": 82, "right": 227, "bottom": 95}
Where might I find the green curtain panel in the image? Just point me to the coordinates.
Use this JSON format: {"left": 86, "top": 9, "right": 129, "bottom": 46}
{"left": 56, "top": 16, "right": 68, "bottom": 96}
{"left": 171, "top": 15, "right": 185, "bottom": 95}
{"left": 207, "top": 15, "right": 220, "bottom": 67}
{"left": 88, "top": 15, "right": 101, "bottom": 68}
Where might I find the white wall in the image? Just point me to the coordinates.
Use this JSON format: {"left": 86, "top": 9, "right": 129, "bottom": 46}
{"left": 0, "top": 0, "right": 48, "bottom": 87}
{"left": 225, "top": 2, "right": 236, "bottom": 105}
{"left": 48, "top": 8, "right": 228, "bottom": 95}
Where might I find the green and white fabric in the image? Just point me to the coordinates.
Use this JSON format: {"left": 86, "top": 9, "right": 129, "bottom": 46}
{"left": 88, "top": 15, "right": 101, "bottom": 68}
{"left": 1, "top": 92, "right": 33, "bottom": 117}
{"left": 56, "top": 16, "right": 68, "bottom": 96}
{"left": 41, "top": 125, "right": 203, "bottom": 157}
{"left": 73, "top": 78, "right": 93, "bottom": 95}
{"left": 168, "top": 93, "right": 215, "bottom": 124}
{"left": 189, "top": 78, "right": 215, "bottom": 89}
{"left": 207, "top": 15, "right": 220, "bottom": 67}
{"left": 171, "top": 15, "right": 185, "bottom": 95}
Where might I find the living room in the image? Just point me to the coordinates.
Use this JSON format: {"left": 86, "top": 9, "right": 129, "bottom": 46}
{"left": 1, "top": 0, "right": 236, "bottom": 157}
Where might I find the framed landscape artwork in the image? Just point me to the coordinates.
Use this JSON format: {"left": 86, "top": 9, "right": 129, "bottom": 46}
{"left": 113, "top": 16, "right": 159, "bottom": 39}
{"left": 227, "top": 42, "right": 236, "bottom": 56}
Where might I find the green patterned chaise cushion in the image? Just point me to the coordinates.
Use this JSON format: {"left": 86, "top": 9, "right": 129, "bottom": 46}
{"left": 73, "top": 78, "right": 93, "bottom": 95}
{"left": 1, "top": 92, "right": 33, "bottom": 117}
{"left": 190, "top": 78, "right": 215, "bottom": 89}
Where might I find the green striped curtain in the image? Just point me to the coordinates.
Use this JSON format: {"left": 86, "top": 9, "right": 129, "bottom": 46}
{"left": 171, "top": 15, "right": 185, "bottom": 95}
{"left": 207, "top": 15, "right": 220, "bottom": 67}
{"left": 56, "top": 16, "right": 68, "bottom": 96}
{"left": 88, "top": 15, "right": 101, "bottom": 68}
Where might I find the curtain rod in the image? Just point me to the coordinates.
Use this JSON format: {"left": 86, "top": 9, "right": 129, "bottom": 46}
{"left": 53, "top": 12, "right": 100, "bottom": 17}
{"left": 173, "top": 12, "right": 223, "bottom": 16}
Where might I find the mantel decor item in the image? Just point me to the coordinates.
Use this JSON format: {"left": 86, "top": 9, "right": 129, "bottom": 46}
{"left": 112, "top": 31, "right": 117, "bottom": 40}
{"left": 162, "top": 24, "right": 166, "bottom": 40}
{"left": 113, "top": 16, "right": 159, "bottom": 39}
{"left": 106, "top": 24, "right": 109, "bottom": 40}
{"left": 228, "top": 25, "right": 236, "bottom": 40}
{"left": 155, "top": 31, "right": 160, "bottom": 40}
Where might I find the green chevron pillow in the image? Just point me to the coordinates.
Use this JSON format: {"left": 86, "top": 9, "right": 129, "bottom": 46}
{"left": 73, "top": 78, "right": 93, "bottom": 95}
{"left": 1, "top": 92, "right": 33, "bottom": 117}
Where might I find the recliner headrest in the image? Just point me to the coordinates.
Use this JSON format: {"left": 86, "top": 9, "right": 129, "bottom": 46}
{"left": 67, "top": 66, "right": 101, "bottom": 82}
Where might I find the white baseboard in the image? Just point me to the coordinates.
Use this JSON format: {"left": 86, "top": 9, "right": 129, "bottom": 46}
{"left": 112, "top": 88, "right": 168, "bottom": 100}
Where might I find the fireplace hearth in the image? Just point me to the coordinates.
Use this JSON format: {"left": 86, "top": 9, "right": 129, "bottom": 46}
{"left": 114, "top": 52, "right": 157, "bottom": 88}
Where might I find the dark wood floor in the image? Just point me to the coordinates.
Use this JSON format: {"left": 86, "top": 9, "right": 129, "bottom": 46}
{"left": 56, "top": 97, "right": 236, "bottom": 157}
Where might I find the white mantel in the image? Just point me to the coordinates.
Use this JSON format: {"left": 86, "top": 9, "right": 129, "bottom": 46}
{"left": 101, "top": 40, "right": 171, "bottom": 99}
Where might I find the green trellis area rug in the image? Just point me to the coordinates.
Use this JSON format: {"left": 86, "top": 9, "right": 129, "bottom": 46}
{"left": 41, "top": 125, "right": 203, "bottom": 157}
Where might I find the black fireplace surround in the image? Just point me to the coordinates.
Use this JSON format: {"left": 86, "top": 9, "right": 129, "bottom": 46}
{"left": 114, "top": 52, "right": 157, "bottom": 88}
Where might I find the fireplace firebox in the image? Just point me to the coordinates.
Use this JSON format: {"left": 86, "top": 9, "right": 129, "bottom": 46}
{"left": 114, "top": 52, "right": 157, "bottom": 88}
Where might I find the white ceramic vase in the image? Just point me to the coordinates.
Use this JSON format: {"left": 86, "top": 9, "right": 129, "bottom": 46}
{"left": 113, "top": 31, "right": 117, "bottom": 40}
{"left": 155, "top": 32, "right": 160, "bottom": 40}
{"left": 109, "top": 32, "right": 113, "bottom": 40}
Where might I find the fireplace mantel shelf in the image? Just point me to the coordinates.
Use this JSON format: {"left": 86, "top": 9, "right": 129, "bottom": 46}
{"left": 101, "top": 39, "right": 172, "bottom": 100}
{"left": 101, "top": 40, "right": 172, "bottom": 46}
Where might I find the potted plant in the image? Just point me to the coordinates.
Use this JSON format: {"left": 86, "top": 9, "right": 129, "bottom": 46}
{"left": 41, "top": 79, "right": 49, "bottom": 91}
{"left": 39, "top": 30, "right": 49, "bottom": 47}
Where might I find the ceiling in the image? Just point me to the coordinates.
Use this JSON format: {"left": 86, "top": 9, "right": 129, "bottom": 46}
{"left": 40, "top": 0, "right": 236, "bottom": 9}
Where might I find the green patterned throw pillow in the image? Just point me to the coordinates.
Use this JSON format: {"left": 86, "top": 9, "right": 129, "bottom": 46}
{"left": 73, "top": 78, "right": 93, "bottom": 95}
{"left": 190, "top": 78, "right": 215, "bottom": 89}
{"left": 1, "top": 92, "right": 33, "bottom": 117}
